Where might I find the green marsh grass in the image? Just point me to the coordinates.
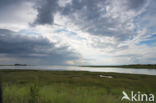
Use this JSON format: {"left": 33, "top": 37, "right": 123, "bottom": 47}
{"left": 0, "top": 70, "right": 156, "bottom": 103}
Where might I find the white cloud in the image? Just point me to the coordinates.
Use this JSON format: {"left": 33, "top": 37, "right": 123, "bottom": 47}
{"left": 0, "top": 0, "right": 155, "bottom": 65}
{"left": 0, "top": 1, "right": 37, "bottom": 31}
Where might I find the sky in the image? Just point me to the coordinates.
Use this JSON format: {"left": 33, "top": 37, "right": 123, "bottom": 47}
{"left": 0, "top": 0, "right": 156, "bottom": 65}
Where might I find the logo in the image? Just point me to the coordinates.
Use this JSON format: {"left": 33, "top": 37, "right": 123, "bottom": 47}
{"left": 121, "top": 91, "right": 155, "bottom": 102}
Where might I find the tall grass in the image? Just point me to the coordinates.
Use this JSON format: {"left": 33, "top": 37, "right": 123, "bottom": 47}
{"left": 29, "top": 82, "right": 39, "bottom": 103}
{"left": 0, "top": 82, "right": 2, "bottom": 103}
{"left": 1, "top": 70, "right": 156, "bottom": 103}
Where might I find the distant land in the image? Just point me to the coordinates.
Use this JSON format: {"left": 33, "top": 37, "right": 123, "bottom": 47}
{"left": 80, "top": 64, "right": 156, "bottom": 69}
{"left": 0, "top": 64, "right": 27, "bottom": 66}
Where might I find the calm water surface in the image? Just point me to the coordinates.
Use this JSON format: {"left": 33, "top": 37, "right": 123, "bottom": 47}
{"left": 0, "top": 65, "right": 156, "bottom": 75}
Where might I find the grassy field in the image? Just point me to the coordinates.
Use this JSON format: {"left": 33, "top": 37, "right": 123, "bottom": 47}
{"left": 0, "top": 69, "right": 156, "bottom": 103}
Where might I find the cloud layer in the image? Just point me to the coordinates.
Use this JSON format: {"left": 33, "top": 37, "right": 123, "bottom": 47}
{"left": 0, "top": 0, "right": 155, "bottom": 65}
{"left": 0, "top": 29, "right": 79, "bottom": 65}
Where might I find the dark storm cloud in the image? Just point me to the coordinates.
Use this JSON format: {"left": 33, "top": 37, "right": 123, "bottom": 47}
{"left": 60, "top": 0, "right": 130, "bottom": 40}
{"left": 62, "top": 0, "right": 105, "bottom": 15}
{"left": 0, "top": 29, "right": 79, "bottom": 65}
{"left": 126, "top": 0, "right": 146, "bottom": 10}
{"left": 0, "top": 0, "right": 149, "bottom": 41}
{"left": 0, "top": 0, "right": 32, "bottom": 8}
{"left": 0, "top": 0, "right": 21, "bottom": 7}
{"left": 33, "top": 0, "right": 59, "bottom": 25}
{"left": 0, "top": 29, "right": 51, "bottom": 55}
{"left": 61, "top": 0, "right": 149, "bottom": 41}
{"left": 28, "top": 0, "right": 148, "bottom": 40}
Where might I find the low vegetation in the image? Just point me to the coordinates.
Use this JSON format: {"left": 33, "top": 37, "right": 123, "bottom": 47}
{"left": 0, "top": 69, "right": 156, "bottom": 103}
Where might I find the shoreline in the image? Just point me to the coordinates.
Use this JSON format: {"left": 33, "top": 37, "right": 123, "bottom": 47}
{"left": 80, "top": 64, "right": 156, "bottom": 69}
{"left": 0, "top": 69, "right": 156, "bottom": 76}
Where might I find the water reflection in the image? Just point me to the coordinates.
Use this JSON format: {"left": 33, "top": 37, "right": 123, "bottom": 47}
{"left": 0, "top": 65, "right": 156, "bottom": 75}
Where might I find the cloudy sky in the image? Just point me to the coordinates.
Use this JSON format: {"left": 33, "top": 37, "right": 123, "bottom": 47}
{"left": 0, "top": 0, "right": 156, "bottom": 65}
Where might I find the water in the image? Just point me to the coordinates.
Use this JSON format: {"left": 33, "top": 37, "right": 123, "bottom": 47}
{"left": 0, "top": 65, "right": 156, "bottom": 75}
